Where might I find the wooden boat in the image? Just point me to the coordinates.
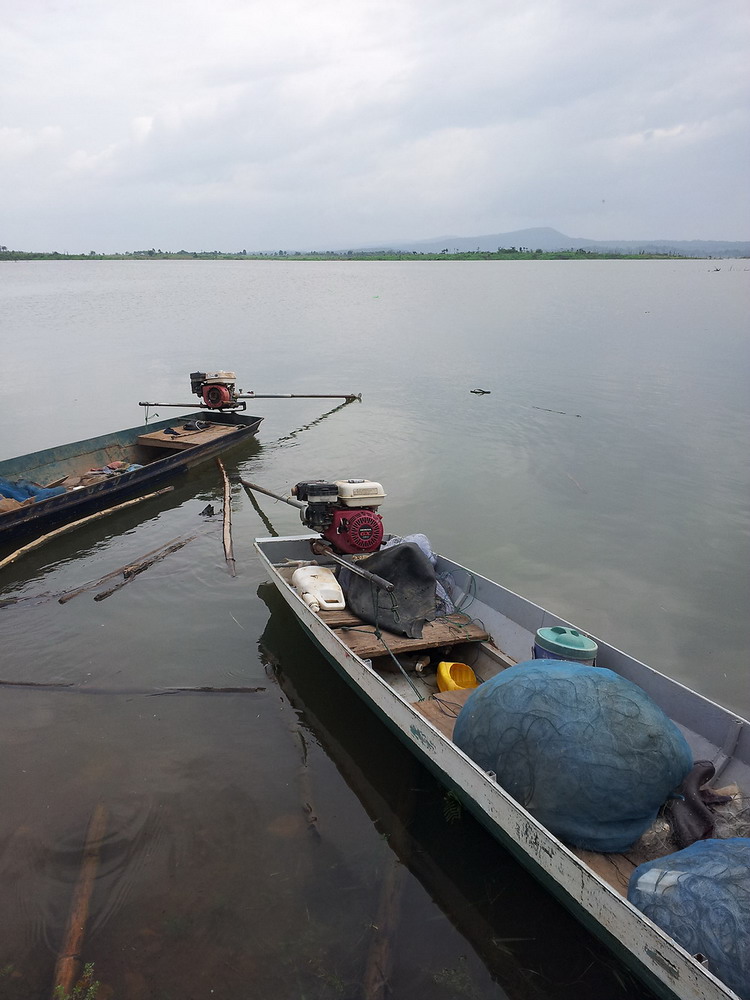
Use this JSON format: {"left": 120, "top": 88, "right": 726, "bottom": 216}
{"left": 0, "top": 410, "right": 262, "bottom": 545}
{"left": 254, "top": 532, "right": 749, "bottom": 1000}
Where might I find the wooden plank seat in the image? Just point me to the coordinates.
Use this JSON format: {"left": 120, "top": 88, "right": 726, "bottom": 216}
{"left": 319, "top": 610, "right": 490, "bottom": 660}
{"left": 136, "top": 423, "right": 244, "bottom": 451}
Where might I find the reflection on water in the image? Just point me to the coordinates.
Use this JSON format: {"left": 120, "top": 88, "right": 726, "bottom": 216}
{"left": 0, "top": 260, "right": 746, "bottom": 997}
{"left": 0, "top": 590, "right": 655, "bottom": 1000}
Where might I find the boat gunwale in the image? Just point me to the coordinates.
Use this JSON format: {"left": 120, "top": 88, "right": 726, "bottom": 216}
{"left": 437, "top": 551, "right": 750, "bottom": 753}
{"left": 0, "top": 409, "right": 263, "bottom": 474}
{"left": 254, "top": 532, "right": 744, "bottom": 1000}
{"left": 0, "top": 410, "right": 263, "bottom": 544}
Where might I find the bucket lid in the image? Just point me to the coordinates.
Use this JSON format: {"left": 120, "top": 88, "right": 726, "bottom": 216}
{"left": 535, "top": 626, "right": 598, "bottom": 659}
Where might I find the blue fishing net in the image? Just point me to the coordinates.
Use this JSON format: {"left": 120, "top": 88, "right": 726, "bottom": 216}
{"left": 628, "top": 838, "right": 750, "bottom": 999}
{"left": 453, "top": 660, "right": 693, "bottom": 852}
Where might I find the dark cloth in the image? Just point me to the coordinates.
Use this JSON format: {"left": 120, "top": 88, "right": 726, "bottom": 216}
{"left": 0, "top": 477, "right": 65, "bottom": 503}
{"left": 665, "top": 760, "right": 733, "bottom": 849}
{"left": 341, "top": 542, "right": 438, "bottom": 638}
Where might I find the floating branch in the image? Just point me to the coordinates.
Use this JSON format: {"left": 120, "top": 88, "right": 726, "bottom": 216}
{"left": 0, "top": 679, "right": 265, "bottom": 696}
{"left": 531, "top": 405, "right": 582, "bottom": 417}
{"left": 92, "top": 534, "right": 199, "bottom": 601}
{"left": 58, "top": 532, "right": 198, "bottom": 604}
{"left": 216, "top": 457, "right": 236, "bottom": 576}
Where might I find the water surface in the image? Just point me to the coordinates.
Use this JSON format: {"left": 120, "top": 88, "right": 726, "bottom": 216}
{"left": 0, "top": 260, "right": 747, "bottom": 998}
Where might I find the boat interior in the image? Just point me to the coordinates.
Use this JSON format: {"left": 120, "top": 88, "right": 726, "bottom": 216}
{"left": 0, "top": 415, "right": 253, "bottom": 503}
{"left": 274, "top": 557, "right": 749, "bottom": 902}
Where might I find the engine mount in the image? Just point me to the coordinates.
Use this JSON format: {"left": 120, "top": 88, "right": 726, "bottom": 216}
{"left": 293, "top": 479, "right": 386, "bottom": 554}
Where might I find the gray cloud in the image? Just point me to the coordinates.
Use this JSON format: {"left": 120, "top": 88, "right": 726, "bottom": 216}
{"left": 1, "top": 0, "right": 748, "bottom": 251}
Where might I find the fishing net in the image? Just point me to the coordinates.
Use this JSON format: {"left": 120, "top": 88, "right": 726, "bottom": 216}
{"left": 628, "top": 838, "right": 750, "bottom": 1000}
{"left": 453, "top": 660, "right": 693, "bottom": 852}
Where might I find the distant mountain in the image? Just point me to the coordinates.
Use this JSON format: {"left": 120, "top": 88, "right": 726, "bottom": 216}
{"left": 354, "top": 227, "right": 750, "bottom": 258}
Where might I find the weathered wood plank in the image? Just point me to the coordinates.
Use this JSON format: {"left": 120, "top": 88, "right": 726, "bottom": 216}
{"left": 413, "top": 688, "right": 475, "bottom": 740}
{"left": 318, "top": 608, "right": 365, "bottom": 627}
{"left": 333, "top": 614, "right": 489, "bottom": 660}
{"left": 136, "top": 423, "right": 242, "bottom": 451}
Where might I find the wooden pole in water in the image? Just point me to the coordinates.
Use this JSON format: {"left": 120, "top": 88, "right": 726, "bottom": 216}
{"left": 93, "top": 534, "right": 200, "bottom": 600}
{"left": 216, "top": 458, "right": 236, "bottom": 576}
{"left": 51, "top": 803, "right": 108, "bottom": 998}
{"left": 0, "top": 487, "right": 174, "bottom": 572}
{"left": 58, "top": 532, "right": 197, "bottom": 604}
{"left": 362, "top": 853, "right": 406, "bottom": 1000}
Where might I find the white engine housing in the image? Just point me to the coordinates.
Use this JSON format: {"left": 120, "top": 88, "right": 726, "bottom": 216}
{"left": 334, "top": 479, "right": 386, "bottom": 508}
{"left": 202, "top": 371, "right": 237, "bottom": 387}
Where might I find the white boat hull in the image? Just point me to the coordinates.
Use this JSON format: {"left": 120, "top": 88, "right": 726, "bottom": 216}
{"left": 254, "top": 534, "right": 748, "bottom": 1000}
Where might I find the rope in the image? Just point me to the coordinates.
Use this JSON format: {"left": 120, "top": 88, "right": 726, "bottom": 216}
{"left": 454, "top": 572, "right": 478, "bottom": 612}
{"left": 368, "top": 580, "right": 424, "bottom": 701}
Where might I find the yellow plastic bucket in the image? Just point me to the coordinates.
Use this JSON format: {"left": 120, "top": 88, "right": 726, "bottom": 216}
{"left": 437, "top": 661, "right": 479, "bottom": 692}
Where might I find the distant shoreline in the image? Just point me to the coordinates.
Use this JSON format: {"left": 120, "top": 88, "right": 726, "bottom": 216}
{"left": 0, "top": 249, "right": 705, "bottom": 262}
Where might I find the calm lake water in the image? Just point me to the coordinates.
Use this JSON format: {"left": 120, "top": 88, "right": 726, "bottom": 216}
{"left": 0, "top": 260, "right": 748, "bottom": 999}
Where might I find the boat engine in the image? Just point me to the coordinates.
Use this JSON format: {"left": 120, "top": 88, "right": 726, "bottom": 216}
{"left": 293, "top": 479, "right": 386, "bottom": 554}
{"left": 189, "top": 371, "right": 239, "bottom": 409}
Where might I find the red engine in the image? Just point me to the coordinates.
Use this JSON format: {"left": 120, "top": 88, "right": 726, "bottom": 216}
{"left": 190, "top": 371, "right": 239, "bottom": 409}
{"left": 322, "top": 508, "right": 384, "bottom": 554}
{"left": 293, "top": 479, "right": 386, "bottom": 555}
{"left": 202, "top": 383, "right": 233, "bottom": 408}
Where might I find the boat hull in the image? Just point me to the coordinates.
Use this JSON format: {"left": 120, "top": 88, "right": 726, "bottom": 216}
{"left": 254, "top": 534, "right": 747, "bottom": 1000}
{"left": 0, "top": 410, "right": 262, "bottom": 545}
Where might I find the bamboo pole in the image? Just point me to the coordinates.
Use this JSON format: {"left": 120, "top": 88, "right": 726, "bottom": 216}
{"left": 216, "top": 458, "right": 236, "bottom": 576}
{"left": 0, "top": 487, "right": 174, "bottom": 572}
{"left": 51, "top": 803, "right": 108, "bottom": 998}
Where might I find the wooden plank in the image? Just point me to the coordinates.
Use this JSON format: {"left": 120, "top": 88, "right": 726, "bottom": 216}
{"left": 413, "top": 688, "right": 475, "bottom": 740}
{"left": 318, "top": 608, "right": 365, "bottom": 627}
{"left": 136, "top": 423, "right": 241, "bottom": 451}
{"left": 570, "top": 848, "right": 634, "bottom": 897}
{"left": 334, "top": 614, "right": 489, "bottom": 660}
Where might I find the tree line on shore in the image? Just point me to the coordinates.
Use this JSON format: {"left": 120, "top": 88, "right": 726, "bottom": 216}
{"left": 0, "top": 246, "right": 687, "bottom": 261}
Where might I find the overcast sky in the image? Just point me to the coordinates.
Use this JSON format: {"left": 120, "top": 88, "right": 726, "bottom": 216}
{"left": 2, "top": 0, "right": 748, "bottom": 252}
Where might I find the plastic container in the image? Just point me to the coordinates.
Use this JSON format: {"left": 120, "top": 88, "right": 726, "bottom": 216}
{"left": 291, "top": 566, "right": 345, "bottom": 612}
{"left": 533, "top": 626, "right": 598, "bottom": 665}
{"left": 437, "top": 661, "right": 480, "bottom": 692}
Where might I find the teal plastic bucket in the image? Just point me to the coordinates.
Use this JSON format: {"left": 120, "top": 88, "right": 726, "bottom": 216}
{"left": 533, "top": 626, "right": 598, "bottom": 665}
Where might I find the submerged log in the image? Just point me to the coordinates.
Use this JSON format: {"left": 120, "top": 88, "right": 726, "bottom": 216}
{"left": 51, "top": 803, "right": 108, "bottom": 998}
{"left": 0, "top": 679, "right": 265, "bottom": 696}
{"left": 92, "top": 534, "right": 198, "bottom": 601}
{"left": 362, "top": 852, "right": 406, "bottom": 1000}
{"left": 58, "top": 533, "right": 195, "bottom": 604}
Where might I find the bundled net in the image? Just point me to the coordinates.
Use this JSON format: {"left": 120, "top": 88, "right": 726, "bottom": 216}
{"left": 453, "top": 660, "right": 693, "bottom": 852}
{"left": 628, "top": 838, "right": 750, "bottom": 999}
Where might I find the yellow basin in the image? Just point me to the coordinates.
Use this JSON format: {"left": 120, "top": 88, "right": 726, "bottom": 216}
{"left": 437, "top": 661, "right": 479, "bottom": 692}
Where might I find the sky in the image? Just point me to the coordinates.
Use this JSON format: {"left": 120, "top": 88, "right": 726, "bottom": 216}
{"left": 2, "top": 0, "right": 749, "bottom": 252}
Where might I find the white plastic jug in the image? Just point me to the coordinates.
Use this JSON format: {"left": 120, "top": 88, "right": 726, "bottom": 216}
{"left": 291, "top": 566, "right": 345, "bottom": 612}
